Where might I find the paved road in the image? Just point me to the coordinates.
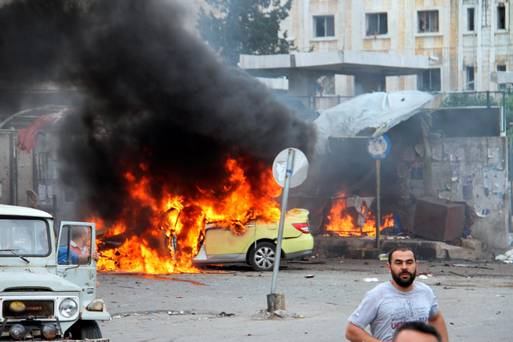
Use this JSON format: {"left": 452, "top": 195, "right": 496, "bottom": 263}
{"left": 97, "top": 259, "right": 513, "bottom": 342}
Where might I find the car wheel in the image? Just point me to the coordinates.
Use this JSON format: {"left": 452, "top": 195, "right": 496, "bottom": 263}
{"left": 68, "top": 320, "right": 102, "bottom": 339}
{"left": 249, "top": 242, "right": 276, "bottom": 271}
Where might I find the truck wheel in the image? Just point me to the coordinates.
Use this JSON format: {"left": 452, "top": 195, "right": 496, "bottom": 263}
{"left": 249, "top": 242, "right": 276, "bottom": 271}
{"left": 69, "top": 320, "right": 102, "bottom": 339}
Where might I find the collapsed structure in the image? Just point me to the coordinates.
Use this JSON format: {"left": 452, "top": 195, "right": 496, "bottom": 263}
{"left": 289, "top": 90, "right": 510, "bottom": 252}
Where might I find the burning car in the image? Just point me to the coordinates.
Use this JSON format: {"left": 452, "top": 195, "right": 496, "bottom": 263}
{"left": 0, "top": 204, "right": 110, "bottom": 341}
{"left": 193, "top": 208, "right": 314, "bottom": 271}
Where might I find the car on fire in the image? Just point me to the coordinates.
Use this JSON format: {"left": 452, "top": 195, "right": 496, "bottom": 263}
{"left": 0, "top": 204, "right": 110, "bottom": 341}
{"left": 193, "top": 208, "right": 314, "bottom": 271}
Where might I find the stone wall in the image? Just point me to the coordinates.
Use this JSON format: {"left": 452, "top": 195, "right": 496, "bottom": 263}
{"left": 401, "top": 134, "right": 510, "bottom": 249}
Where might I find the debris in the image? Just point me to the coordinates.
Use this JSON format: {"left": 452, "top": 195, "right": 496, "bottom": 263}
{"left": 304, "top": 274, "right": 315, "bottom": 279}
{"left": 273, "top": 310, "right": 287, "bottom": 318}
{"left": 363, "top": 277, "right": 379, "bottom": 282}
{"left": 218, "top": 311, "right": 235, "bottom": 317}
{"left": 418, "top": 275, "right": 429, "bottom": 280}
{"left": 495, "top": 248, "right": 513, "bottom": 263}
{"left": 254, "top": 309, "right": 304, "bottom": 320}
{"left": 449, "top": 271, "right": 471, "bottom": 278}
{"left": 378, "top": 253, "right": 388, "bottom": 261}
{"left": 452, "top": 263, "right": 494, "bottom": 270}
{"left": 167, "top": 310, "right": 186, "bottom": 315}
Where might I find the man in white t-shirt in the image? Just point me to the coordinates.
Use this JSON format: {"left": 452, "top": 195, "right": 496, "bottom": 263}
{"left": 345, "top": 247, "right": 448, "bottom": 342}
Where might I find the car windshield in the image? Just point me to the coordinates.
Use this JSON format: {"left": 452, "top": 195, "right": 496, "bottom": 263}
{"left": 0, "top": 218, "right": 50, "bottom": 256}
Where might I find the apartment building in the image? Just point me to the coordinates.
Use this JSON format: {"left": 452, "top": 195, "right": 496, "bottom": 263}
{"left": 281, "top": 0, "right": 513, "bottom": 95}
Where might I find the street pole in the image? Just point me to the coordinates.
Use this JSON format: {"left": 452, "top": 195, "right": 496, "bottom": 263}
{"left": 270, "top": 148, "right": 295, "bottom": 294}
{"left": 376, "top": 159, "right": 381, "bottom": 249}
{"left": 267, "top": 148, "right": 295, "bottom": 313}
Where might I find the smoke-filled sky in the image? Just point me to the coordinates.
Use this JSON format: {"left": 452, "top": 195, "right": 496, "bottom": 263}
{"left": 0, "top": 0, "right": 315, "bottom": 222}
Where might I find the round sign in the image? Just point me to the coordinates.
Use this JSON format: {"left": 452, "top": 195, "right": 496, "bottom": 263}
{"left": 272, "top": 148, "right": 309, "bottom": 188}
{"left": 368, "top": 134, "right": 391, "bottom": 160}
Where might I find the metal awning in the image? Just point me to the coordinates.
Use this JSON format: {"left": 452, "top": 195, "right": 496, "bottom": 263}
{"left": 240, "top": 50, "right": 430, "bottom": 77}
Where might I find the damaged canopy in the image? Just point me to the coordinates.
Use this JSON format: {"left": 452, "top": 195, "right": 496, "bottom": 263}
{"left": 314, "top": 91, "right": 434, "bottom": 154}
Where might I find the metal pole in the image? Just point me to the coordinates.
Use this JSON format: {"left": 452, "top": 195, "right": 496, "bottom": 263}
{"left": 9, "top": 129, "right": 18, "bottom": 205}
{"left": 270, "top": 148, "right": 295, "bottom": 294}
{"left": 502, "top": 91, "right": 506, "bottom": 134}
{"left": 376, "top": 159, "right": 381, "bottom": 249}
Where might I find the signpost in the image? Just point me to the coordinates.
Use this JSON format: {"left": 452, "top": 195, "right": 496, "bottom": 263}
{"left": 367, "top": 134, "right": 391, "bottom": 250}
{"left": 268, "top": 148, "right": 308, "bottom": 313}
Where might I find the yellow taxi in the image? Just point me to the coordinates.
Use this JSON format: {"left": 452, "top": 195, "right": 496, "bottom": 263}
{"left": 193, "top": 208, "right": 314, "bottom": 271}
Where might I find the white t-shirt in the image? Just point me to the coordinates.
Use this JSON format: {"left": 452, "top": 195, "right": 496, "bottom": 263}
{"left": 348, "top": 281, "right": 439, "bottom": 342}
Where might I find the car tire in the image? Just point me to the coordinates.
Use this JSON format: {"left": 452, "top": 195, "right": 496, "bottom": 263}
{"left": 249, "top": 242, "right": 276, "bottom": 271}
{"left": 68, "top": 320, "right": 102, "bottom": 339}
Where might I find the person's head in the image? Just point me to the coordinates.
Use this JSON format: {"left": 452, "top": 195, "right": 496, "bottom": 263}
{"left": 393, "top": 321, "right": 441, "bottom": 342}
{"left": 71, "top": 227, "right": 88, "bottom": 245}
{"left": 387, "top": 246, "right": 417, "bottom": 288}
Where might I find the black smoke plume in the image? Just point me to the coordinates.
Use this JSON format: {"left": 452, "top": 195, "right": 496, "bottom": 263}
{"left": 0, "top": 0, "right": 316, "bottom": 231}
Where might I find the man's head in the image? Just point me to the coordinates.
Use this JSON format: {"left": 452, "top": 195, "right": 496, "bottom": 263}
{"left": 71, "top": 227, "right": 89, "bottom": 245}
{"left": 387, "top": 246, "right": 417, "bottom": 288}
{"left": 393, "top": 321, "right": 441, "bottom": 342}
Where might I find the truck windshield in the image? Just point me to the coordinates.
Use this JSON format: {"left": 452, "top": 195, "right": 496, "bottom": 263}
{"left": 0, "top": 218, "right": 50, "bottom": 257}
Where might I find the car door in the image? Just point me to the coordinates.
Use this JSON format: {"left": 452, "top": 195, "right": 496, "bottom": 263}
{"left": 56, "top": 221, "right": 97, "bottom": 303}
{"left": 204, "top": 223, "right": 256, "bottom": 255}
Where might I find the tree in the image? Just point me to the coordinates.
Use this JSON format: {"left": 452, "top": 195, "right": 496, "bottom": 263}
{"left": 197, "top": 0, "right": 292, "bottom": 66}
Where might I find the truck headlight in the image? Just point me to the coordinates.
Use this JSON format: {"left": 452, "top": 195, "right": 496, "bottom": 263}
{"left": 59, "top": 298, "right": 78, "bottom": 318}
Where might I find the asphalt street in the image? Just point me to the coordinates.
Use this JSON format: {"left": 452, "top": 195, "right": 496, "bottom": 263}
{"left": 97, "top": 259, "right": 513, "bottom": 342}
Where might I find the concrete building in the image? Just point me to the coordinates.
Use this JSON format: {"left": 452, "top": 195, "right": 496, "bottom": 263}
{"left": 241, "top": 0, "right": 513, "bottom": 97}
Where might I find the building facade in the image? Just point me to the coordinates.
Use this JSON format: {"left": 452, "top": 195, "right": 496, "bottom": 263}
{"left": 283, "top": 0, "right": 513, "bottom": 94}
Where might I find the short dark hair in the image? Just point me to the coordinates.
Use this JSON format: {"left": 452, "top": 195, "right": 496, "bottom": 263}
{"left": 388, "top": 246, "right": 416, "bottom": 264}
{"left": 393, "top": 321, "right": 441, "bottom": 342}
{"left": 71, "top": 227, "right": 88, "bottom": 240}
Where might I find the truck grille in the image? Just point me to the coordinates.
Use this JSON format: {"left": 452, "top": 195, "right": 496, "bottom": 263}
{"left": 2, "top": 300, "right": 54, "bottom": 319}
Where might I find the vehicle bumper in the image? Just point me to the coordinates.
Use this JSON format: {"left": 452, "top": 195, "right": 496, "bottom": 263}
{"left": 282, "top": 233, "right": 314, "bottom": 259}
{"left": 285, "top": 249, "right": 313, "bottom": 260}
{"left": 81, "top": 310, "right": 111, "bottom": 321}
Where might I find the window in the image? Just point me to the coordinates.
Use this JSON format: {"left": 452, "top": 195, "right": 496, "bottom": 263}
{"left": 314, "top": 15, "right": 335, "bottom": 37}
{"left": 0, "top": 219, "right": 50, "bottom": 256}
{"left": 467, "top": 8, "right": 475, "bottom": 31}
{"left": 418, "top": 10, "right": 439, "bottom": 33}
{"left": 34, "top": 133, "right": 57, "bottom": 204}
{"left": 497, "top": 4, "right": 506, "bottom": 30}
{"left": 497, "top": 64, "right": 507, "bottom": 90}
{"left": 418, "top": 69, "right": 441, "bottom": 91}
{"left": 466, "top": 66, "right": 475, "bottom": 90}
{"left": 58, "top": 225, "right": 93, "bottom": 265}
{"left": 366, "top": 13, "right": 388, "bottom": 36}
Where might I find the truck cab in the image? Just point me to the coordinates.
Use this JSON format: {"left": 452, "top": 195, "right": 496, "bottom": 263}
{"left": 0, "top": 204, "right": 110, "bottom": 340}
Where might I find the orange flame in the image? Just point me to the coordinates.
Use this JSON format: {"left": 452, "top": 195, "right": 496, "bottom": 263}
{"left": 94, "top": 157, "right": 281, "bottom": 274}
{"left": 325, "top": 194, "right": 394, "bottom": 237}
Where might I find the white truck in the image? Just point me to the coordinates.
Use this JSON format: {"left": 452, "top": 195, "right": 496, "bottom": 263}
{"left": 0, "top": 204, "right": 110, "bottom": 341}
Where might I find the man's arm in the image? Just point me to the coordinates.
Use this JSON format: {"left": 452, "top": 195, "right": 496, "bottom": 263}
{"left": 57, "top": 247, "right": 79, "bottom": 265}
{"left": 345, "top": 322, "right": 382, "bottom": 342}
{"left": 429, "top": 312, "right": 449, "bottom": 342}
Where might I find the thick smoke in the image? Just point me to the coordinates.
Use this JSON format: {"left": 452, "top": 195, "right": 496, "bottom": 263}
{"left": 0, "top": 0, "right": 316, "bottom": 226}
